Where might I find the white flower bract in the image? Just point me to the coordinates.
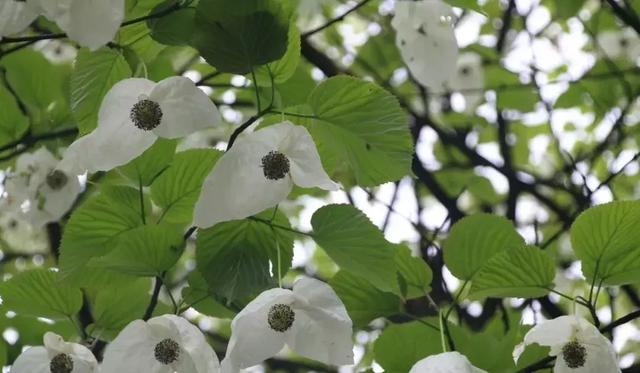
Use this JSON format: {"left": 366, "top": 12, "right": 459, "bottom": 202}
{"left": 0, "top": 0, "right": 39, "bottom": 39}
{"left": 0, "top": 147, "right": 81, "bottom": 228}
{"left": 193, "top": 121, "right": 339, "bottom": 228}
{"left": 220, "top": 277, "right": 354, "bottom": 372}
{"left": 597, "top": 28, "right": 640, "bottom": 63}
{"left": 59, "top": 76, "right": 222, "bottom": 175}
{"left": 409, "top": 351, "right": 486, "bottom": 373}
{"left": 101, "top": 314, "right": 220, "bottom": 373}
{"left": 391, "top": 0, "right": 459, "bottom": 89}
{"left": 445, "top": 52, "right": 484, "bottom": 111}
{"left": 10, "top": 332, "right": 98, "bottom": 373}
{"left": 513, "top": 315, "right": 620, "bottom": 373}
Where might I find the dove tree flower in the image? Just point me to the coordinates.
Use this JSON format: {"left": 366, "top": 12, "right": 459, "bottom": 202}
{"left": 33, "top": 0, "right": 125, "bottom": 51}
{"left": 101, "top": 314, "right": 220, "bottom": 373}
{"left": 1, "top": 147, "right": 81, "bottom": 227}
{"left": 59, "top": 76, "right": 222, "bottom": 175}
{"left": 597, "top": 28, "right": 640, "bottom": 63}
{"left": 0, "top": 0, "right": 39, "bottom": 39}
{"left": 409, "top": 351, "right": 486, "bottom": 373}
{"left": 221, "top": 277, "right": 353, "bottom": 373}
{"left": 391, "top": 0, "right": 459, "bottom": 89}
{"left": 446, "top": 52, "right": 484, "bottom": 112}
{"left": 194, "top": 121, "right": 338, "bottom": 228}
{"left": 513, "top": 315, "right": 620, "bottom": 373}
{"left": 11, "top": 332, "right": 98, "bottom": 373}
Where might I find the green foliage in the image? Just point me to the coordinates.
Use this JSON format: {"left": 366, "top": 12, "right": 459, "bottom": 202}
{"left": 70, "top": 48, "right": 132, "bottom": 134}
{"left": 373, "top": 320, "right": 442, "bottom": 372}
{"left": 0, "top": 82, "right": 29, "bottom": 147}
{"left": 192, "top": 0, "right": 291, "bottom": 74}
{"left": 119, "top": 138, "right": 177, "bottom": 186}
{"left": 0, "top": 269, "right": 82, "bottom": 320}
{"left": 469, "top": 245, "right": 555, "bottom": 299}
{"left": 196, "top": 209, "right": 294, "bottom": 301}
{"left": 571, "top": 201, "right": 640, "bottom": 285}
{"left": 444, "top": 214, "right": 525, "bottom": 281}
{"left": 307, "top": 76, "right": 413, "bottom": 187}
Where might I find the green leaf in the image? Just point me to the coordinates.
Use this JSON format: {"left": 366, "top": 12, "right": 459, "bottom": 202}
{"left": 181, "top": 271, "right": 237, "bottom": 319}
{"left": 90, "top": 224, "right": 184, "bottom": 277}
{"left": 196, "top": 209, "right": 294, "bottom": 301}
{"left": 148, "top": 2, "right": 196, "bottom": 46}
{"left": 571, "top": 201, "right": 640, "bottom": 285}
{"left": 70, "top": 48, "right": 132, "bottom": 134}
{"left": 0, "top": 81, "right": 29, "bottom": 147}
{"left": 307, "top": 76, "right": 413, "bottom": 187}
{"left": 151, "top": 149, "right": 222, "bottom": 224}
{"left": 373, "top": 320, "right": 442, "bottom": 373}
{"left": 443, "top": 214, "right": 525, "bottom": 281}
{"left": 443, "top": 0, "right": 488, "bottom": 16}
{"left": 119, "top": 138, "right": 177, "bottom": 186}
{"left": 395, "top": 245, "right": 432, "bottom": 299}
{"left": 90, "top": 277, "right": 154, "bottom": 340}
{"left": 496, "top": 89, "right": 538, "bottom": 112}
{"left": 469, "top": 245, "right": 555, "bottom": 299}
{"left": 311, "top": 204, "right": 400, "bottom": 294}
{"left": 0, "top": 269, "right": 82, "bottom": 320}
{"left": 59, "top": 185, "right": 149, "bottom": 287}
{"left": 329, "top": 271, "right": 401, "bottom": 328}
{"left": 254, "top": 17, "right": 300, "bottom": 85}
{"left": 192, "top": 0, "right": 291, "bottom": 74}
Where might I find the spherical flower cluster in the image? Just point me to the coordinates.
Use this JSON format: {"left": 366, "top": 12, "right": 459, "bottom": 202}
{"left": 0, "top": 147, "right": 81, "bottom": 227}
{"left": 0, "top": 0, "right": 124, "bottom": 50}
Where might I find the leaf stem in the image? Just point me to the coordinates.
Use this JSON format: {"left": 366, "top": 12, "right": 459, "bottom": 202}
{"left": 248, "top": 216, "right": 314, "bottom": 237}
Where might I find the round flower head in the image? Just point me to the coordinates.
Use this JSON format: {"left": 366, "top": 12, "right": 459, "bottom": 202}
{"left": 59, "top": 77, "right": 222, "bottom": 175}
{"left": 1, "top": 147, "right": 81, "bottom": 227}
{"left": 30, "top": 0, "right": 125, "bottom": 51}
{"left": 445, "top": 52, "right": 484, "bottom": 112}
{"left": 220, "top": 277, "right": 354, "bottom": 373}
{"left": 409, "top": 351, "right": 486, "bottom": 373}
{"left": 0, "top": 0, "right": 39, "bottom": 39}
{"left": 11, "top": 332, "right": 98, "bottom": 373}
{"left": 101, "top": 314, "right": 220, "bottom": 373}
{"left": 597, "top": 28, "right": 640, "bottom": 63}
{"left": 194, "top": 121, "right": 339, "bottom": 228}
{"left": 513, "top": 315, "right": 620, "bottom": 373}
{"left": 391, "top": 0, "right": 459, "bottom": 89}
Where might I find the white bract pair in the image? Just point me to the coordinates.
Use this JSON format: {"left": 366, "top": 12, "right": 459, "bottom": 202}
{"left": 391, "top": 0, "right": 459, "bottom": 89}
{"left": 194, "top": 121, "right": 339, "bottom": 228}
{"left": 59, "top": 76, "right": 222, "bottom": 175}
{"left": 0, "top": 147, "right": 81, "bottom": 227}
{"left": 409, "top": 351, "right": 485, "bottom": 373}
{"left": 221, "top": 277, "right": 354, "bottom": 372}
{"left": 11, "top": 332, "right": 98, "bottom": 373}
{"left": 514, "top": 315, "right": 620, "bottom": 372}
{"left": 597, "top": 28, "right": 640, "bottom": 63}
{"left": 0, "top": 0, "right": 124, "bottom": 50}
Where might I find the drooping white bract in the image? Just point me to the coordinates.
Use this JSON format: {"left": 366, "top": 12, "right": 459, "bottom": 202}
{"left": 1, "top": 147, "right": 81, "bottom": 227}
{"left": 193, "top": 121, "right": 339, "bottom": 228}
{"left": 409, "top": 351, "right": 486, "bottom": 373}
{"left": 597, "top": 28, "right": 640, "bottom": 63}
{"left": 221, "top": 277, "right": 354, "bottom": 373}
{"left": 11, "top": 332, "right": 98, "bottom": 373}
{"left": 391, "top": 0, "right": 459, "bottom": 89}
{"left": 445, "top": 52, "right": 484, "bottom": 112}
{"left": 32, "top": 0, "right": 125, "bottom": 51}
{"left": 513, "top": 315, "right": 620, "bottom": 373}
{"left": 101, "top": 314, "right": 220, "bottom": 373}
{"left": 0, "top": 0, "right": 39, "bottom": 39}
{"left": 59, "top": 77, "right": 222, "bottom": 175}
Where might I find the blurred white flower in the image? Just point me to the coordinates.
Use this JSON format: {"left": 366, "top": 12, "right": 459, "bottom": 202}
{"left": 221, "top": 277, "right": 353, "bottom": 373}
{"left": 11, "top": 332, "right": 98, "bottom": 373}
{"left": 391, "top": 0, "right": 459, "bottom": 89}
{"left": 409, "top": 351, "right": 486, "bottom": 373}
{"left": 194, "top": 121, "right": 338, "bottom": 228}
{"left": 101, "top": 314, "right": 220, "bottom": 373}
{"left": 59, "top": 77, "right": 222, "bottom": 174}
{"left": 34, "top": 39, "right": 77, "bottom": 64}
{"left": 0, "top": 0, "right": 38, "bottom": 39}
{"left": 1, "top": 147, "right": 81, "bottom": 227}
{"left": 32, "top": 0, "right": 125, "bottom": 51}
{"left": 513, "top": 315, "right": 620, "bottom": 372}
{"left": 597, "top": 28, "right": 640, "bottom": 63}
{"left": 445, "top": 52, "right": 484, "bottom": 111}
